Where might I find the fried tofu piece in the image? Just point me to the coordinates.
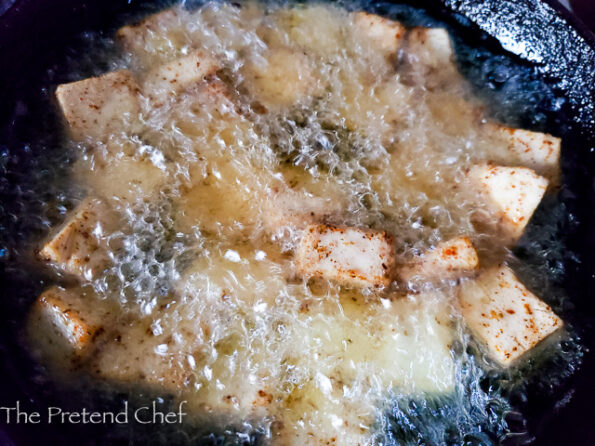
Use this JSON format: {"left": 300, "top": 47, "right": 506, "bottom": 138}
{"left": 241, "top": 47, "right": 319, "bottom": 108}
{"left": 274, "top": 379, "right": 372, "bottom": 446}
{"left": 28, "top": 286, "right": 103, "bottom": 356}
{"left": 491, "top": 125, "right": 561, "bottom": 182}
{"left": 142, "top": 51, "right": 220, "bottom": 106}
{"left": 399, "top": 236, "right": 479, "bottom": 283}
{"left": 468, "top": 164, "right": 548, "bottom": 242}
{"left": 407, "top": 27, "right": 453, "bottom": 69}
{"left": 117, "top": 8, "right": 178, "bottom": 46}
{"left": 266, "top": 5, "right": 348, "bottom": 58}
{"left": 152, "top": 78, "right": 240, "bottom": 148}
{"left": 276, "top": 291, "right": 454, "bottom": 445}
{"left": 38, "top": 199, "right": 111, "bottom": 280}
{"left": 260, "top": 161, "right": 349, "bottom": 236}
{"left": 353, "top": 11, "right": 406, "bottom": 54}
{"left": 116, "top": 7, "right": 189, "bottom": 67}
{"left": 91, "top": 300, "right": 270, "bottom": 421}
{"left": 404, "top": 27, "right": 458, "bottom": 88}
{"left": 90, "top": 311, "right": 197, "bottom": 394}
{"left": 174, "top": 242, "right": 289, "bottom": 308}
{"left": 70, "top": 133, "right": 169, "bottom": 205}
{"left": 55, "top": 70, "right": 141, "bottom": 141}
{"left": 459, "top": 265, "right": 563, "bottom": 366}
{"left": 296, "top": 224, "right": 395, "bottom": 287}
{"left": 78, "top": 155, "right": 167, "bottom": 204}
{"left": 173, "top": 156, "right": 263, "bottom": 236}
{"left": 262, "top": 188, "right": 344, "bottom": 234}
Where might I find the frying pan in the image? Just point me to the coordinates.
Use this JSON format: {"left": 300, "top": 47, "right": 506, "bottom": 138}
{"left": 0, "top": 0, "right": 594, "bottom": 444}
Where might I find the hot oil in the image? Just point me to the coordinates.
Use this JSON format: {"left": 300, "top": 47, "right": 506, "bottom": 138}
{"left": 23, "top": 1, "right": 582, "bottom": 444}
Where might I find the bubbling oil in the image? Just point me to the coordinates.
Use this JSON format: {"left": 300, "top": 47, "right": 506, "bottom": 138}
{"left": 23, "top": 1, "right": 582, "bottom": 444}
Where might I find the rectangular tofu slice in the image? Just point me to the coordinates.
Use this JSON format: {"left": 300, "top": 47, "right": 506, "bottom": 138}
{"left": 39, "top": 199, "right": 111, "bottom": 280}
{"left": 29, "top": 286, "right": 103, "bottom": 355}
{"left": 92, "top": 300, "right": 267, "bottom": 421}
{"left": 353, "top": 11, "right": 406, "bottom": 54}
{"left": 404, "top": 27, "right": 458, "bottom": 89}
{"left": 142, "top": 51, "right": 219, "bottom": 106}
{"left": 263, "top": 188, "right": 344, "bottom": 234}
{"left": 76, "top": 154, "right": 167, "bottom": 205}
{"left": 468, "top": 164, "right": 548, "bottom": 242}
{"left": 399, "top": 236, "right": 479, "bottom": 283}
{"left": 56, "top": 70, "right": 140, "bottom": 141}
{"left": 116, "top": 8, "right": 189, "bottom": 67}
{"left": 459, "top": 265, "right": 562, "bottom": 366}
{"left": 90, "top": 314, "right": 195, "bottom": 394}
{"left": 92, "top": 305, "right": 272, "bottom": 419}
{"left": 241, "top": 47, "right": 319, "bottom": 108}
{"left": 296, "top": 224, "right": 395, "bottom": 287}
{"left": 491, "top": 125, "right": 561, "bottom": 181}
{"left": 407, "top": 27, "right": 454, "bottom": 69}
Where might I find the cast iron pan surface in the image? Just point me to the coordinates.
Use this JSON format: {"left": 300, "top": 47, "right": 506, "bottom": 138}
{"left": 0, "top": 0, "right": 594, "bottom": 444}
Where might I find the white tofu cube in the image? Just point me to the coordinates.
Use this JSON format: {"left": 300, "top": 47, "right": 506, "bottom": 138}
{"left": 117, "top": 8, "right": 178, "bottom": 43}
{"left": 262, "top": 188, "right": 344, "bottom": 234}
{"left": 296, "top": 224, "right": 395, "bottom": 287}
{"left": 491, "top": 125, "right": 561, "bottom": 181}
{"left": 142, "top": 51, "right": 219, "bottom": 105}
{"left": 399, "top": 236, "right": 479, "bottom": 283}
{"left": 39, "top": 199, "right": 111, "bottom": 280}
{"left": 459, "top": 265, "right": 563, "bottom": 366}
{"left": 55, "top": 70, "right": 141, "bottom": 141}
{"left": 241, "top": 47, "right": 319, "bottom": 108}
{"left": 353, "top": 11, "right": 406, "bottom": 54}
{"left": 76, "top": 154, "right": 168, "bottom": 205}
{"left": 166, "top": 79, "right": 238, "bottom": 123}
{"left": 407, "top": 27, "right": 454, "bottom": 69}
{"left": 90, "top": 313, "right": 195, "bottom": 394}
{"left": 270, "top": 5, "right": 348, "bottom": 58}
{"left": 468, "top": 164, "right": 548, "bottom": 241}
{"left": 30, "top": 286, "right": 102, "bottom": 354}
{"left": 174, "top": 244, "right": 289, "bottom": 308}
{"left": 92, "top": 299, "right": 270, "bottom": 420}
{"left": 277, "top": 291, "right": 455, "bottom": 445}
{"left": 116, "top": 8, "right": 189, "bottom": 67}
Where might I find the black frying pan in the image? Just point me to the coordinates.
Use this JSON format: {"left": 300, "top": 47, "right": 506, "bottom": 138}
{"left": 0, "top": 0, "right": 594, "bottom": 444}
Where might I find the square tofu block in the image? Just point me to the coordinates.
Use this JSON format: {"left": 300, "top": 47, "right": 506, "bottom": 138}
{"left": 353, "top": 11, "right": 406, "bottom": 54}
{"left": 296, "top": 224, "right": 395, "bottom": 287}
{"left": 92, "top": 303, "right": 271, "bottom": 418}
{"left": 116, "top": 8, "right": 190, "bottom": 66}
{"left": 460, "top": 265, "right": 562, "bottom": 366}
{"left": 31, "top": 286, "right": 102, "bottom": 354}
{"left": 117, "top": 8, "right": 178, "bottom": 47}
{"left": 55, "top": 70, "right": 140, "bottom": 141}
{"left": 492, "top": 125, "right": 561, "bottom": 181}
{"left": 82, "top": 156, "right": 167, "bottom": 204}
{"left": 407, "top": 27, "right": 453, "bottom": 69}
{"left": 241, "top": 47, "right": 318, "bottom": 108}
{"left": 263, "top": 188, "right": 344, "bottom": 233}
{"left": 468, "top": 164, "right": 548, "bottom": 241}
{"left": 399, "top": 236, "right": 479, "bottom": 283}
{"left": 90, "top": 315, "right": 195, "bottom": 394}
{"left": 39, "top": 199, "right": 110, "bottom": 280}
{"left": 142, "top": 51, "right": 219, "bottom": 105}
